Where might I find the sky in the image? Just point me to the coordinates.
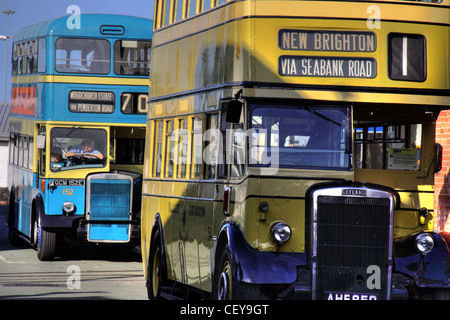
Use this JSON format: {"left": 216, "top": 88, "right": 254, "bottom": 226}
{"left": 0, "top": 0, "right": 155, "bottom": 102}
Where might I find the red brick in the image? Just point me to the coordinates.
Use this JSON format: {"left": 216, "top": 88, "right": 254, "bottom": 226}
{"left": 434, "top": 112, "right": 450, "bottom": 231}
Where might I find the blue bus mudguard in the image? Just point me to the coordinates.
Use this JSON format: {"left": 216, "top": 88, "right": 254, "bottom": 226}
{"left": 34, "top": 193, "right": 77, "bottom": 228}
{"left": 217, "top": 223, "right": 307, "bottom": 284}
{"left": 394, "top": 231, "right": 450, "bottom": 289}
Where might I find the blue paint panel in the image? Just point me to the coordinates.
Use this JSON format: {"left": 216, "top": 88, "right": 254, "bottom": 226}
{"left": 46, "top": 182, "right": 85, "bottom": 216}
{"left": 89, "top": 224, "right": 130, "bottom": 241}
{"left": 12, "top": 167, "right": 34, "bottom": 237}
{"left": 14, "top": 14, "right": 153, "bottom": 44}
{"left": 55, "top": 84, "right": 148, "bottom": 124}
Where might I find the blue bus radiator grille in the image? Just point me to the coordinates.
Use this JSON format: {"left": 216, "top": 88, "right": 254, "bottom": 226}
{"left": 89, "top": 179, "right": 131, "bottom": 220}
{"left": 88, "top": 178, "right": 131, "bottom": 242}
{"left": 315, "top": 196, "right": 391, "bottom": 299}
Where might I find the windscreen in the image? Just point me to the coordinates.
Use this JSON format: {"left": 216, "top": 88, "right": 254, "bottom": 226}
{"left": 249, "top": 104, "right": 351, "bottom": 170}
{"left": 50, "top": 127, "right": 107, "bottom": 171}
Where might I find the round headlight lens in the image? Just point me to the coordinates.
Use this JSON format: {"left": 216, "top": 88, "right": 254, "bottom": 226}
{"left": 63, "top": 201, "right": 75, "bottom": 214}
{"left": 415, "top": 233, "right": 434, "bottom": 255}
{"left": 272, "top": 223, "right": 291, "bottom": 245}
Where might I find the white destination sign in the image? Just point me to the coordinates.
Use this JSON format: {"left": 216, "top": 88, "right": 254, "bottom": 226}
{"left": 279, "top": 56, "right": 377, "bottom": 78}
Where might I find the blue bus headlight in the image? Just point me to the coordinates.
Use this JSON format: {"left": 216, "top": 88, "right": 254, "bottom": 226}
{"left": 415, "top": 233, "right": 434, "bottom": 255}
{"left": 272, "top": 222, "right": 291, "bottom": 245}
{"left": 63, "top": 201, "right": 75, "bottom": 215}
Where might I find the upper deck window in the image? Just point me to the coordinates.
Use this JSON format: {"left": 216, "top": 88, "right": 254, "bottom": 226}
{"left": 403, "top": 0, "right": 442, "bottom": 2}
{"left": 114, "top": 40, "right": 151, "bottom": 76}
{"left": 12, "top": 39, "right": 40, "bottom": 75}
{"left": 164, "top": 0, "right": 172, "bottom": 26}
{"left": 203, "top": 0, "right": 212, "bottom": 11}
{"left": 187, "top": 0, "right": 197, "bottom": 18}
{"left": 55, "top": 38, "right": 110, "bottom": 74}
{"left": 174, "top": 0, "right": 184, "bottom": 22}
{"left": 37, "top": 38, "right": 46, "bottom": 73}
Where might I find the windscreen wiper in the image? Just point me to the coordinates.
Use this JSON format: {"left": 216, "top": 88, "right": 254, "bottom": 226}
{"left": 305, "top": 107, "right": 341, "bottom": 126}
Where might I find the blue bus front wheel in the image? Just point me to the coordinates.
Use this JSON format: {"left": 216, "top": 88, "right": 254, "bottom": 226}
{"left": 36, "top": 217, "right": 56, "bottom": 261}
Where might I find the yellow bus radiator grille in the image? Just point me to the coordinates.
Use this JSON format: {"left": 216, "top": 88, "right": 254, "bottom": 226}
{"left": 314, "top": 196, "right": 391, "bottom": 300}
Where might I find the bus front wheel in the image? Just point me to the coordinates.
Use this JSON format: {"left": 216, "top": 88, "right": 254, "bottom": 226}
{"left": 212, "top": 247, "right": 260, "bottom": 300}
{"left": 214, "top": 250, "right": 233, "bottom": 300}
{"left": 36, "top": 217, "right": 56, "bottom": 261}
{"left": 213, "top": 248, "right": 243, "bottom": 300}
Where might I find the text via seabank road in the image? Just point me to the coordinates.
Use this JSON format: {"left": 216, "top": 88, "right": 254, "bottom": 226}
{"left": 180, "top": 304, "right": 269, "bottom": 317}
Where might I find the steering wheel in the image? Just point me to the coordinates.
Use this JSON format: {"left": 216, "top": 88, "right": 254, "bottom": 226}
{"left": 67, "top": 153, "right": 101, "bottom": 165}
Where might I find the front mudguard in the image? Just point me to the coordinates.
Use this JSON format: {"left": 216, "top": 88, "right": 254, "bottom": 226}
{"left": 34, "top": 193, "right": 77, "bottom": 228}
{"left": 216, "top": 223, "right": 307, "bottom": 284}
{"left": 394, "top": 231, "right": 450, "bottom": 289}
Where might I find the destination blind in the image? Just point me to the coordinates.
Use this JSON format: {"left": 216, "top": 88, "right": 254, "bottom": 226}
{"left": 278, "top": 29, "right": 377, "bottom": 79}
{"left": 279, "top": 56, "right": 377, "bottom": 78}
{"left": 68, "top": 90, "right": 115, "bottom": 113}
{"left": 279, "top": 30, "right": 376, "bottom": 52}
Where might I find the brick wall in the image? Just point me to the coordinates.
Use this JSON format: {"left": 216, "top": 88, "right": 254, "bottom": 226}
{"left": 435, "top": 110, "right": 450, "bottom": 232}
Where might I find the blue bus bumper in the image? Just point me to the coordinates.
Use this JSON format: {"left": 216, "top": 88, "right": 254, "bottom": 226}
{"left": 39, "top": 213, "right": 140, "bottom": 244}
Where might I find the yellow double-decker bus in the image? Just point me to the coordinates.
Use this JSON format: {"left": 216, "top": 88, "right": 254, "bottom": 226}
{"left": 141, "top": 0, "right": 450, "bottom": 299}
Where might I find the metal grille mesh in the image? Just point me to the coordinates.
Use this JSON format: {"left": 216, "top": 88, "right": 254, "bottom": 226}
{"left": 314, "top": 195, "right": 391, "bottom": 299}
{"left": 317, "top": 196, "right": 390, "bottom": 267}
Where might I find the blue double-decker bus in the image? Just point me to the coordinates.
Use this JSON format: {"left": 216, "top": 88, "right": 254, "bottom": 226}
{"left": 7, "top": 14, "right": 152, "bottom": 260}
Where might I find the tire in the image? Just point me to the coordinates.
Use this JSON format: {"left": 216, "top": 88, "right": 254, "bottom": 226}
{"left": 36, "top": 217, "right": 56, "bottom": 261}
{"left": 212, "top": 247, "right": 260, "bottom": 300}
{"left": 213, "top": 248, "right": 234, "bottom": 300}
{"left": 31, "top": 210, "right": 39, "bottom": 246}
{"left": 147, "top": 230, "right": 164, "bottom": 300}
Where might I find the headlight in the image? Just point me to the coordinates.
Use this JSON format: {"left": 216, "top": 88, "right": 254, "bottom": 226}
{"left": 415, "top": 233, "right": 434, "bottom": 255}
{"left": 63, "top": 201, "right": 75, "bottom": 214}
{"left": 272, "top": 222, "right": 291, "bottom": 245}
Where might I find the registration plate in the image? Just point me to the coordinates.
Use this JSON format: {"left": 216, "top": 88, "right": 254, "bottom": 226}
{"left": 326, "top": 292, "right": 377, "bottom": 300}
{"left": 53, "top": 179, "right": 85, "bottom": 186}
